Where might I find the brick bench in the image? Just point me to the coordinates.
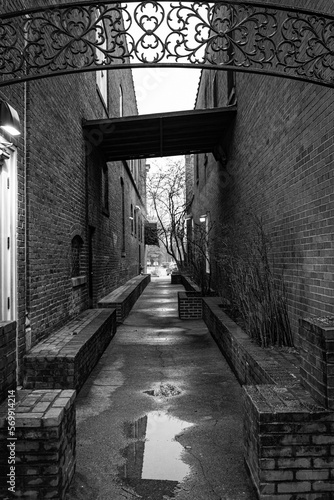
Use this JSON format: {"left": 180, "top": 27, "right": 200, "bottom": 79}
{"left": 98, "top": 274, "right": 150, "bottom": 324}
{"left": 23, "top": 308, "right": 116, "bottom": 393}
{"left": 0, "top": 389, "right": 76, "bottom": 500}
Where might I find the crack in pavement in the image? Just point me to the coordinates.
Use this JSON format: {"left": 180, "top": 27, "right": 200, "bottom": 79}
{"left": 174, "top": 435, "right": 221, "bottom": 500}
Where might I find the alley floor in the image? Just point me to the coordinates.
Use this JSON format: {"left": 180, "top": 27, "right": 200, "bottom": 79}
{"left": 66, "top": 277, "right": 257, "bottom": 500}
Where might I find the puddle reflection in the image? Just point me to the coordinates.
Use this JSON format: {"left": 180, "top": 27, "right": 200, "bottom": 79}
{"left": 120, "top": 411, "right": 193, "bottom": 498}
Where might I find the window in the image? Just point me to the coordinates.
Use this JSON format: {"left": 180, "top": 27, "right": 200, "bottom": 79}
{"left": 119, "top": 85, "right": 123, "bottom": 117}
{"left": 139, "top": 215, "right": 142, "bottom": 242}
{"left": 102, "top": 164, "right": 109, "bottom": 214}
{"left": 213, "top": 71, "right": 219, "bottom": 107}
{"left": 71, "top": 236, "right": 83, "bottom": 277}
{"left": 121, "top": 178, "right": 125, "bottom": 255}
{"left": 134, "top": 208, "right": 137, "bottom": 237}
{"left": 130, "top": 203, "right": 134, "bottom": 234}
{"left": 195, "top": 155, "right": 199, "bottom": 185}
{"left": 96, "top": 9, "right": 108, "bottom": 106}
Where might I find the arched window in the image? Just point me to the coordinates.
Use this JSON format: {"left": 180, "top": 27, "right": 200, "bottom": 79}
{"left": 71, "top": 235, "right": 83, "bottom": 277}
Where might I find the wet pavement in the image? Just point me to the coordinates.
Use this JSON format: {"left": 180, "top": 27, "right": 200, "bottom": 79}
{"left": 66, "top": 277, "right": 257, "bottom": 500}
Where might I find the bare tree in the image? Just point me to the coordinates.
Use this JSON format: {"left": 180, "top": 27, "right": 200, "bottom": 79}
{"left": 147, "top": 158, "right": 189, "bottom": 270}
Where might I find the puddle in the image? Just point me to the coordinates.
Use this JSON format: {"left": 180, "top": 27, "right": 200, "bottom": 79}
{"left": 119, "top": 411, "right": 193, "bottom": 499}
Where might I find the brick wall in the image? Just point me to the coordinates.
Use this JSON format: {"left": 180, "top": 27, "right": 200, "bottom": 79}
{"left": 178, "top": 292, "right": 202, "bottom": 319}
{"left": 0, "top": 321, "right": 16, "bottom": 404}
{"left": 1, "top": 2, "right": 147, "bottom": 386}
{"left": 299, "top": 317, "right": 334, "bottom": 410}
{"left": 191, "top": 0, "right": 334, "bottom": 342}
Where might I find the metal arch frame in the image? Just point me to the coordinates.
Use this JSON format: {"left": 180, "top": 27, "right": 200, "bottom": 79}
{"left": 0, "top": 0, "right": 333, "bottom": 88}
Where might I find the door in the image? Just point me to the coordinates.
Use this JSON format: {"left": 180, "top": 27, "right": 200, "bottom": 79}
{"left": 0, "top": 145, "right": 17, "bottom": 321}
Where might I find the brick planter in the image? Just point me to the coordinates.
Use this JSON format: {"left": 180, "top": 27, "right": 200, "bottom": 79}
{"left": 0, "top": 389, "right": 76, "bottom": 500}
{"left": 178, "top": 291, "right": 202, "bottom": 319}
{"left": 171, "top": 272, "right": 182, "bottom": 284}
{"left": 203, "top": 298, "right": 334, "bottom": 499}
{"left": 244, "top": 384, "right": 334, "bottom": 500}
{"left": 299, "top": 317, "right": 334, "bottom": 410}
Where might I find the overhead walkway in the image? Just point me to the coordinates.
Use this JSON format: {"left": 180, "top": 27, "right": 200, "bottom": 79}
{"left": 83, "top": 107, "right": 237, "bottom": 161}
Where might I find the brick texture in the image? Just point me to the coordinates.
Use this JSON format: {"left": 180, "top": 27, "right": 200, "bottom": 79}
{"left": 0, "top": 322, "right": 16, "bottom": 404}
{"left": 98, "top": 274, "right": 151, "bottom": 323}
{"left": 190, "top": 0, "right": 334, "bottom": 342}
{"left": 0, "top": 1, "right": 147, "bottom": 390}
{"left": 203, "top": 298, "right": 334, "bottom": 498}
{"left": 0, "top": 389, "right": 76, "bottom": 500}
{"left": 23, "top": 309, "right": 116, "bottom": 393}
{"left": 299, "top": 317, "right": 334, "bottom": 410}
{"left": 244, "top": 385, "right": 334, "bottom": 500}
{"left": 178, "top": 292, "right": 203, "bottom": 319}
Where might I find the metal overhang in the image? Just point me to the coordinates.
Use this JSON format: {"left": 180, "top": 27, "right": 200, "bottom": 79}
{"left": 83, "top": 106, "right": 237, "bottom": 161}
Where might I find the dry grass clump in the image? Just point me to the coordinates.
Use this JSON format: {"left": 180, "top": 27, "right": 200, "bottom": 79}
{"left": 217, "top": 215, "right": 294, "bottom": 348}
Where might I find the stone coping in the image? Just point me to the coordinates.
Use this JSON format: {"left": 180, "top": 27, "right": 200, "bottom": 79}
{"left": 25, "top": 309, "right": 112, "bottom": 357}
{"left": 98, "top": 273, "right": 151, "bottom": 323}
{"left": 0, "top": 389, "right": 76, "bottom": 429}
{"left": 23, "top": 308, "right": 116, "bottom": 392}
{"left": 98, "top": 274, "right": 150, "bottom": 304}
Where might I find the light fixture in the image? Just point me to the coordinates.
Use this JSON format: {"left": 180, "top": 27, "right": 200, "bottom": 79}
{"left": 184, "top": 215, "right": 192, "bottom": 220}
{"left": 0, "top": 100, "right": 21, "bottom": 136}
{"left": 135, "top": 205, "right": 141, "bottom": 211}
{"left": 199, "top": 214, "right": 207, "bottom": 223}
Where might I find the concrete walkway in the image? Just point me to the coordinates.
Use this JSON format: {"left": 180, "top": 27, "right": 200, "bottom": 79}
{"left": 66, "top": 278, "right": 257, "bottom": 500}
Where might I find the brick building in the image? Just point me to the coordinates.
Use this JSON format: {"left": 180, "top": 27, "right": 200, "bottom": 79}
{"left": 187, "top": 0, "right": 334, "bottom": 343}
{"left": 0, "top": 3, "right": 146, "bottom": 400}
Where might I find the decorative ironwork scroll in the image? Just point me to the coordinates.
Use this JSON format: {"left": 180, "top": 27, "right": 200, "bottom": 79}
{"left": 0, "top": 1, "right": 333, "bottom": 87}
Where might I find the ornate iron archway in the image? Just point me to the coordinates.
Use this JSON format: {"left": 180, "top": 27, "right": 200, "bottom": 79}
{"left": 0, "top": 0, "right": 333, "bottom": 88}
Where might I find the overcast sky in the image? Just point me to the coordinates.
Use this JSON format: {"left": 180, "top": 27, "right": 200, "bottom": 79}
{"left": 132, "top": 67, "right": 201, "bottom": 115}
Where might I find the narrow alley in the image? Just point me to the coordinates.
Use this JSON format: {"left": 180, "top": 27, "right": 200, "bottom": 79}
{"left": 67, "top": 277, "right": 257, "bottom": 500}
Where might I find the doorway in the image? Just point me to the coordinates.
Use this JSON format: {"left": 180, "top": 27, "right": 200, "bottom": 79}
{"left": 0, "top": 143, "right": 17, "bottom": 321}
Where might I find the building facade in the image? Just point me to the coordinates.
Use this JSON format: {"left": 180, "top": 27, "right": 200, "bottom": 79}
{"left": 188, "top": 0, "right": 334, "bottom": 343}
{"left": 0, "top": 1, "right": 146, "bottom": 400}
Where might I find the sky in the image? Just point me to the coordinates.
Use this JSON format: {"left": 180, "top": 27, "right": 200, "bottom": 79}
{"left": 132, "top": 67, "right": 201, "bottom": 115}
